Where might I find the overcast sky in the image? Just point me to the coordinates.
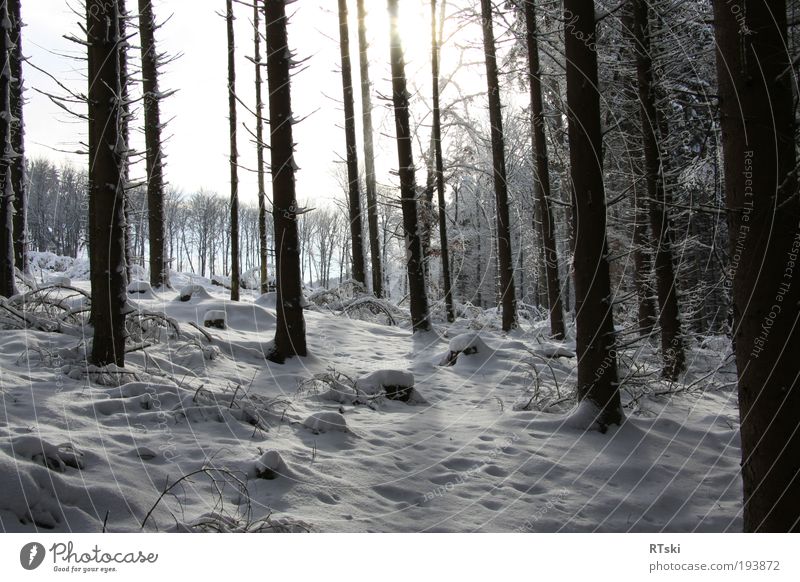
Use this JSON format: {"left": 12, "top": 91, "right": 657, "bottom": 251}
{"left": 21, "top": 0, "right": 480, "bottom": 208}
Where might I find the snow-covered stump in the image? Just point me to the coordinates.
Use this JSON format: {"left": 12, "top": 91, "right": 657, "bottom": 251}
{"left": 355, "top": 369, "right": 418, "bottom": 403}
{"left": 176, "top": 284, "right": 212, "bottom": 302}
{"left": 203, "top": 310, "right": 226, "bottom": 330}
{"left": 127, "top": 280, "right": 157, "bottom": 300}
{"left": 254, "top": 450, "right": 290, "bottom": 480}
{"left": 439, "top": 333, "right": 488, "bottom": 366}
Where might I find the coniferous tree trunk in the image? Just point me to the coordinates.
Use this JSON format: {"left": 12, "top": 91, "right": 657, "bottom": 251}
{"left": 388, "top": 0, "right": 430, "bottom": 332}
{"left": 226, "top": 0, "right": 240, "bottom": 301}
{"left": 0, "top": 0, "right": 15, "bottom": 297}
{"left": 119, "top": 0, "right": 133, "bottom": 283}
{"left": 479, "top": 0, "right": 517, "bottom": 332}
{"left": 524, "top": 0, "right": 564, "bottom": 339}
{"left": 356, "top": 0, "right": 383, "bottom": 297}
{"left": 713, "top": 0, "right": 800, "bottom": 532}
{"left": 631, "top": 0, "right": 685, "bottom": 379}
{"left": 266, "top": 0, "right": 306, "bottom": 360}
{"left": 431, "top": 0, "right": 455, "bottom": 323}
{"left": 337, "top": 0, "right": 366, "bottom": 288}
{"left": 564, "top": 0, "right": 622, "bottom": 428}
{"left": 253, "top": 0, "right": 269, "bottom": 294}
{"left": 8, "top": 0, "right": 25, "bottom": 274}
{"left": 633, "top": 203, "right": 657, "bottom": 334}
{"left": 138, "top": 0, "right": 170, "bottom": 289}
{"left": 87, "top": 0, "right": 127, "bottom": 366}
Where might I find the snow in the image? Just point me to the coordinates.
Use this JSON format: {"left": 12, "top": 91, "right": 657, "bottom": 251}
{"left": 0, "top": 260, "right": 744, "bottom": 532}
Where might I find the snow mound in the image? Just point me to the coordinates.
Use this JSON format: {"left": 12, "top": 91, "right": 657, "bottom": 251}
{"left": 254, "top": 450, "right": 291, "bottom": 480}
{"left": 204, "top": 310, "right": 227, "bottom": 329}
{"left": 127, "top": 280, "right": 157, "bottom": 300}
{"left": 439, "top": 333, "right": 489, "bottom": 366}
{"left": 176, "top": 284, "right": 212, "bottom": 302}
{"left": 255, "top": 292, "right": 277, "bottom": 309}
{"left": 355, "top": 369, "right": 421, "bottom": 403}
{"left": 303, "top": 411, "right": 348, "bottom": 434}
{"left": 532, "top": 342, "right": 576, "bottom": 359}
{"left": 10, "top": 436, "right": 85, "bottom": 472}
{"left": 49, "top": 275, "right": 71, "bottom": 287}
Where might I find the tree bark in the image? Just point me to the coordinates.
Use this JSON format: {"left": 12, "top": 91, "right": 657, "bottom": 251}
{"left": 138, "top": 0, "right": 170, "bottom": 289}
{"left": 266, "top": 0, "right": 306, "bottom": 360}
{"left": 338, "top": 0, "right": 366, "bottom": 289}
{"left": 431, "top": 0, "right": 455, "bottom": 323}
{"left": 356, "top": 0, "right": 383, "bottom": 297}
{"left": 712, "top": 0, "right": 800, "bottom": 532}
{"left": 0, "top": 0, "right": 15, "bottom": 297}
{"left": 253, "top": 1, "right": 269, "bottom": 294}
{"left": 87, "top": 0, "right": 127, "bottom": 366}
{"left": 226, "top": 0, "right": 240, "bottom": 301}
{"left": 524, "top": 0, "right": 564, "bottom": 339}
{"left": 8, "top": 0, "right": 25, "bottom": 274}
{"left": 387, "top": 0, "right": 431, "bottom": 331}
{"left": 564, "top": 0, "right": 622, "bottom": 428}
{"left": 479, "top": 0, "right": 517, "bottom": 332}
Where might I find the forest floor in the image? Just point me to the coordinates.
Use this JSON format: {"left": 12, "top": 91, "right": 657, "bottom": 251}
{"left": 0, "top": 260, "right": 743, "bottom": 532}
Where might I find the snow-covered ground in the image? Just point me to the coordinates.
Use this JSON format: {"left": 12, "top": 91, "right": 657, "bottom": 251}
{"left": 0, "top": 266, "right": 743, "bottom": 532}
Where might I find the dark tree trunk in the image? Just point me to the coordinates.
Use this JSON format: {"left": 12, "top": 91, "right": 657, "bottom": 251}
{"left": 479, "top": 0, "right": 517, "bottom": 332}
{"left": 524, "top": 0, "right": 564, "bottom": 339}
{"left": 87, "top": 0, "right": 127, "bottom": 366}
{"left": 226, "top": 0, "right": 240, "bottom": 301}
{"left": 387, "top": 0, "right": 430, "bottom": 332}
{"left": 356, "top": 0, "right": 383, "bottom": 297}
{"left": 138, "top": 0, "right": 170, "bottom": 289}
{"left": 564, "top": 0, "right": 622, "bottom": 428}
{"left": 631, "top": 0, "right": 685, "bottom": 379}
{"left": 431, "top": 0, "right": 455, "bottom": 322}
{"left": 8, "top": 0, "right": 25, "bottom": 274}
{"left": 253, "top": 1, "right": 269, "bottom": 294}
{"left": 713, "top": 0, "right": 800, "bottom": 532}
{"left": 337, "top": 0, "right": 366, "bottom": 288}
{"left": 632, "top": 205, "right": 657, "bottom": 334}
{"left": 0, "top": 0, "right": 15, "bottom": 297}
{"left": 119, "top": 0, "right": 133, "bottom": 283}
{"left": 266, "top": 0, "right": 306, "bottom": 360}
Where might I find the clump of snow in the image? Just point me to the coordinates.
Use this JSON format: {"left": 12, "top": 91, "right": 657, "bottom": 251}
{"left": 255, "top": 292, "right": 277, "bottom": 309}
{"left": 303, "top": 411, "right": 348, "bottom": 434}
{"left": 176, "top": 284, "right": 212, "bottom": 302}
{"left": 254, "top": 450, "right": 290, "bottom": 480}
{"left": 127, "top": 280, "right": 157, "bottom": 300}
{"left": 11, "top": 436, "right": 84, "bottom": 472}
{"left": 204, "top": 310, "right": 227, "bottom": 330}
{"left": 532, "top": 342, "right": 576, "bottom": 359}
{"left": 49, "top": 275, "right": 71, "bottom": 287}
{"left": 439, "top": 333, "right": 489, "bottom": 366}
{"left": 355, "top": 369, "right": 421, "bottom": 403}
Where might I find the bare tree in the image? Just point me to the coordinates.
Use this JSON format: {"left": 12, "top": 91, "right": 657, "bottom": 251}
{"left": 266, "top": 0, "right": 306, "bottom": 360}
{"left": 0, "top": 0, "right": 15, "bottom": 296}
{"left": 337, "top": 0, "right": 366, "bottom": 288}
{"left": 387, "top": 0, "right": 430, "bottom": 332}
{"left": 356, "top": 0, "right": 383, "bottom": 297}
{"left": 87, "top": 0, "right": 128, "bottom": 366}
{"left": 564, "top": 0, "right": 622, "bottom": 428}
{"left": 479, "top": 0, "right": 517, "bottom": 332}
{"left": 226, "top": 0, "right": 240, "bottom": 301}
{"left": 712, "top": 0, "right": 800, "bottom": 532}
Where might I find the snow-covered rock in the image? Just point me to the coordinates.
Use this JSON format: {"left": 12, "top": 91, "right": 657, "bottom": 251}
{"left": 439, "top": 333, "right": 489, "bottom": 366}
{"left": 176, "top": 284, "right": 212, "bottom": 302}
{"left": 203, "top": 310, "right": 226, "bottom": 329}
{"left": 356, "top": 369, "right": 417, "bottom": 402}
{"left": 303, "top": 411, "right": 348, "bottom": 434}
{"left": 127, "top": 280, "right": 157, "bottom": 300}
{"left": 254, "top": 450, "right": 290, "bottom": 480}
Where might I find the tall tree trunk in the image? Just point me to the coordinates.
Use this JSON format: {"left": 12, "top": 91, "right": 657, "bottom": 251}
{"left": 387, "top": 0, "right": 430, "bottom": 332}
{"left": 524, "top": 0, "right": 564, "bottom": 339}
{"left": 431, "top": 0, "right": 455, "bottom": 322}
{"left": 119, "top": 0, "right": 133, "bottom": 283}
{"left": 138, "top": 0, "right": 170, "bottom": 289}
{"left": 87, "top": 0, "right": 127, "bottom": 366}
{"left": 713, "top": 0, "right": 800, "bottom": 532}
{"left": 631, "top": 0, "right": 685, "bottom": 379}
{"left": 266, "top": 0, "right": 306, "bottom": 360}
{"left": 338, "top": 0, "right": 366, "bottom": 288}
{"left": 564, "top": 0, "right": 622, "bottom": 428}
{"left": 8, "top": 0, "right": 25, "bottom": 274}
{"left": 253, "top": 1, "right": 269, "bottom": 294}
{"left": 479, "top": 0, "right": 517, "bottom": 332}
{"left": 356, "top": 0, "right": 383, "bottom": 297}
{"left": 632, "top": 205, "right": 657, "bottom": 334}
{"left": 226, "top": 0, "right": 240, "bottom": 301}
{"left": 0, "top": 0, "right": 15, "bottom": 297}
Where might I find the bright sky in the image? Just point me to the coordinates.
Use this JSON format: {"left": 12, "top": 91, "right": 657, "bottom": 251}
{"left": 22, "top": 0, "right": 479, "bottom": 207}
